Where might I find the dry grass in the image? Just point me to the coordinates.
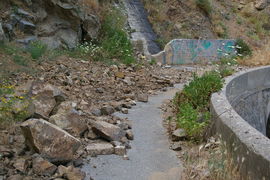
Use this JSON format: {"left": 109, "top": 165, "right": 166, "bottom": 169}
{"left": 239, "top": 42, "right": 270, "bottom": 66}
{"left": 180, "top": 138, "right": 240, "bottom": 180}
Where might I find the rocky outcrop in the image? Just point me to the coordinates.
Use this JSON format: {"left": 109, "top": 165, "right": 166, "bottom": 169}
{"left": 1, "top": 0, "right": 100, "bottom": 49}
{"left": 20, "top": 119, "right": 81, "bottom": 163}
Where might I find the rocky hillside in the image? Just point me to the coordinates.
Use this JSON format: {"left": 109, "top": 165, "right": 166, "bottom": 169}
{"left": 0, "top": 0, "right": 101, "bottom": 49}
{"left": 142, "top": 0, "right": 270, "bottom": 50}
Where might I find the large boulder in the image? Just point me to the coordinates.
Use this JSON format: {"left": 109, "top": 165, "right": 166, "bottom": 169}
{"left": 49, "top": 101, "right": 88, "bottom": 137}
{"left": 90, "top": 120, "right": 126, "bottom": 141}
{"left": 20, "top": 119, "right": 81, "bottom": 163}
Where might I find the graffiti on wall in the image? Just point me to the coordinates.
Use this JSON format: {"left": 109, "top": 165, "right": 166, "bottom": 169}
{"left": 152, "top": 39, "right": 236, "bottom": 65}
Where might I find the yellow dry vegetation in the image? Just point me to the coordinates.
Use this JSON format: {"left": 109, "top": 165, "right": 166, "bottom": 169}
{"left": 239, "top": 42, "right": 270, "bottom": 66}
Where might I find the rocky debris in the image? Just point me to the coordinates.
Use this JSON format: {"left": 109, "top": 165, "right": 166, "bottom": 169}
{"left": 114, "top": 146, "right": 126, "bottom": 156}
{"left": 0, "top": 147, "right": 14, "bottom": 158}
{"left": 0, "top": 51, "right": 192, "bottom": 179}
{"left": 126, "top": 130, "right": 134, "bottom": 140}
{"left": 30, "top": 82, "right": 66, "bottom": 119}
{"left": 20, "top": 119, "right": 81, "bottom": 163}
{"left": 90, "top": 120, "right": 126, "bottom": 141}
{"left": 255, "top": 0, "right": 269, "bottom": 10}
{"left": 13, "top": 158, "right": 29, "bottom": 173}
{"left": 86, "top": 142, "right": 114, "bottom": 156}
{"left": 49, "top": 101, "right": 87, "bottom": 137}
{"left": 137, "top": 94, "right": 148, "bottom": 102}
{"left": 32, "top": 156, "right": 57, "bottom": 176}
{"left": 57, "top": 165, "right": 86, "bottom": 180}
{"left": 172, "top": 129, "right": 187, "bottom": 141}
{"left": 170, "top": 143, "right": 182, "bottom": 151}
{"left": 84, "top": 129, "right": 99, "bottom": 140}
{"left": 6, "top": 175, "right": 24, "bottom": 180}
{"left": 100, "top": 105, "right": 115, "bottom": 115}
{"left": 121, "top": 108, "right": 129, "bottom": 114}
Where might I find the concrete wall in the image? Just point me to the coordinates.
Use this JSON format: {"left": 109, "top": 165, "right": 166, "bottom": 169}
{"left": 152, "top": 39, "right": 236, "bottom": 65}
{"left": 211, "top": 66, "right": 270, "bottom": 180}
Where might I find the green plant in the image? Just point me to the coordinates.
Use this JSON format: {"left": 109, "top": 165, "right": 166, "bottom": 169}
{"left": 13, "top": 55, "right": 29, "bottom": 66}
{"left": 27, "top": 41, "right": 47, "bottom": 60}
{"left": 235, "top": 38, "right": 252, "bottom": 57}
{"left": 149, "top": 58, "right": 156, "bottom": 65}
{"left": 178, "top": 71, "right": 223, "bottom": 110}
{"left": 174, "top": 71, "right": 223, "bottom": 138}
{"left": 98, "top": 8, "right": 135, "bottom": 65}
{"left": 196, "top": 0, "right": 212, "bottom": 15}
{"left": 0, "top": 84, "right": 32, "bottom": 125}
{"left": 177, "top": 103, "right": 208, "bottom": 137}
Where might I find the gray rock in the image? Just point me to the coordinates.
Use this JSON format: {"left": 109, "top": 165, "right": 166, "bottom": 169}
{"left": 172, "top": 128, "right": 187, "bottom": 141}
{"left": 137, "top": 94, "right": 148, "bottom": 102}
{"left": 16, "top": 36, "right": 37, "bottom": 45}
{"left": 126, "top": 130, "right": 134, "bottom": 140}
{"left": 18, "top": 20, "right": 35, "bottom": 34}
{"left": 171, "top": 143, "right": 182, "bottom": 151}
{"left": 32, "top": 156, "right": 57, "bottom": 176}
{"left": 100, "top": 105, "right": 115, "bottom": 115}
{"left": 16, "top": 9, "right": 35, "bottom": 20}
{"left": 20, "top": 119, "right": 81, "bottom": 163}
{"left": 86, "top": 142, "right": 114, "bottom": 156}
{"left": 91, "top": 109, "right": 101, "bottom": 116}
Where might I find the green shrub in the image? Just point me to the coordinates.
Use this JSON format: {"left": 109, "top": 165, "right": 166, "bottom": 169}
{"left": 235, "top": 38, "right": 252, "bottom": 57}
{"left": 0, "top": 84, "right": 32, "bottom": 124}
{"left": 99, "top": 8, "right": 135, "bottom": 65}
{"left": 13, "top": 55, "right": 28, "bottom": 66}
{"left": 27, "top": 41, "right": 47, "bottom": 60}
{"left": 178, "top": 71, "right": 223, "bottom": 110}
{"left": 177, "top": 103, "right": 208, "bottom": 137}
{"left": 175, "top": 71, "right": 223, "bottom": 138}
{"left": 196, "top": 0, "right": 212, "bottom": 15}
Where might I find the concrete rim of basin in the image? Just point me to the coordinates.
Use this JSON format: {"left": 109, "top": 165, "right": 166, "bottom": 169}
{"left": 211, "top": 66, "right": 270, "bottom": 180}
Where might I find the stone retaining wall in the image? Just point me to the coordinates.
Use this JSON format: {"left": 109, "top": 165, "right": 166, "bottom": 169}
{"left": 211, "top": 66, "right": 270, "bottom": 180}
{"left": 152, "top": 39, "right": 236, "bottom": 64}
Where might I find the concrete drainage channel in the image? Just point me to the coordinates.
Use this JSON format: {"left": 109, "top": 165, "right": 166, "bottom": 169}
{"left": 82, "top": 84, "right": 184, "bottom": 180}
{"left": 211, "top": 66, "right": 270, "bottom": 180}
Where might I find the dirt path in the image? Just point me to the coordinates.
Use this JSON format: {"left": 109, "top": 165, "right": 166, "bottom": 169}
{"left": 82, "top": 84, "right": 184, "bottom": 180}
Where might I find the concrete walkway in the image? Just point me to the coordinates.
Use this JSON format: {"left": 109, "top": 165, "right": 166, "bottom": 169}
{"left": 82, "top": 84, "right": 184, "bottom": 180}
